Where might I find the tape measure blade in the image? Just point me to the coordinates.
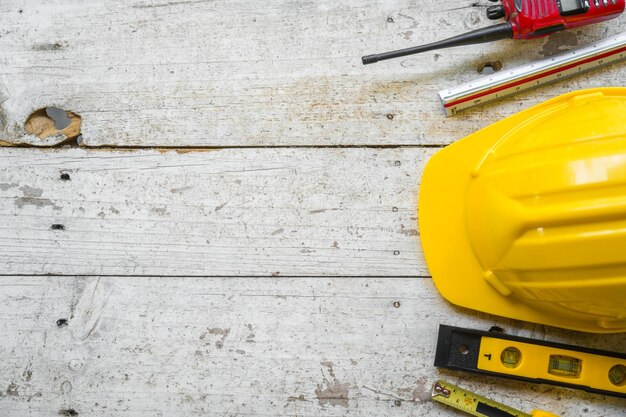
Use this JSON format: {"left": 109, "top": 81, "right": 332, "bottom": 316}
{"left": 432, "top": 380, "right": 532, "bottom": 417}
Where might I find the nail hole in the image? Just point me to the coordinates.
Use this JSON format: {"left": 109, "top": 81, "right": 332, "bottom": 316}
{"left": 394, "top": 399, "right": 402, "bottom": 406}
{"left": 61, "top": 381, "right": 72, "bottom": 394}
{"left": 51, "top": 224, "right": 65, "bottom": 230}
{"left": 392, "top": 207, "right": 398, "bottom": 212}
{"left": 477, "top": 61, "right": 503, "bottom": 74}
{"left": 393, "top": 250, "right": 400, "bottom": 256}
{"left": 387, "top": 17, "right": 394, "bottom": 23}
{"left": 24, "top": 107, "right": 81, "bottom": 140}
{"left": 386, "top": 113, "right": 394, "bottom": 120}
{"left": 60, "top": 173, "right": 71, "bottom": 181}
{"left": 56, "top": 318, "right": 69, "bottom": 327}
{"left": 458, "top": 344, "right": 470, "bottom": 355}
{"left": 393, "top": 301, "right": 401, "bottom": 308}
{"left": 489, "top": 325, "right": 505, "bottom": 333}
{"left": 67, "top": 359, "right": 83, "bottom": 372}
{"left": 58, "top": 409, "right": 79, "bottom": 417}
{"left": 394, "top": 161, "right": 401, "bottom": 167}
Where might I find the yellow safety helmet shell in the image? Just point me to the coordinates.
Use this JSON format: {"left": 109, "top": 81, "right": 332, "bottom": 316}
{"left": 419, "top": 88, "right": 626, "bottom": 333}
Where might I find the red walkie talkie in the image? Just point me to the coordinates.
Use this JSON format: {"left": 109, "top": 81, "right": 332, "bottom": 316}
{"left": 362, "top": 0, "right": 625, "bottom": 64}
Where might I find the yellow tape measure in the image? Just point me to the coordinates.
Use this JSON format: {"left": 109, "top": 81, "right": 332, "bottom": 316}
{"left": 431, "top": 380, "right": 559, "bottom": 417}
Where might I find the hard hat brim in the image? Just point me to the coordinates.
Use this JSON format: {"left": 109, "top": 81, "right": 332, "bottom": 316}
{"left": 418, "top": 91, "right": 625, "bottom": 333}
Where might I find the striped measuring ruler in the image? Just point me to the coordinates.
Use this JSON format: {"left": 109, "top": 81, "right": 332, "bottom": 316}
{"left": 439, "top": 31, "right": 626, "bottom": 116}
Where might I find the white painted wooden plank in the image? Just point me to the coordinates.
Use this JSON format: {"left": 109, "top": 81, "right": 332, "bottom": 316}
{"left": 1, "top": 276, "right": 624, "bottom": 417}
{"left": 0, "top": 147, "right": 426, "bottom": 276}
{"left": 1, "top": 0, "right": 624, "bottom": 146}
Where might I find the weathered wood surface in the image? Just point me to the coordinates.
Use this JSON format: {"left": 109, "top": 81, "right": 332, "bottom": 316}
{"left": 1, "top": 0, "right": 624, "bottom": 146}
{"left": 2, "top": 1, "right": 626, "bottom": 416}
{"left": 0, "top": 147, "right": 426, "bottom": 276}
{"left": 2, "top": 277, "right": 625, "bottom": 417}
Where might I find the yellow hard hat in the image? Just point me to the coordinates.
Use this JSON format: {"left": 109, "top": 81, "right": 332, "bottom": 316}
{"left": 419, "top": 88, "right": 626, "bottom": 333}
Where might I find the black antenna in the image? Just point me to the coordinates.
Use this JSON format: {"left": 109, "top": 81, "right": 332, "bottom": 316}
{"left": 362, "top": 23, "right": 513, "bottom": 65}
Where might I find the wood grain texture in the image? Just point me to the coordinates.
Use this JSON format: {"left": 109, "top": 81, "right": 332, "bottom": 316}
{"left": 2, "top": 2, "right": 626, "bottom": 417}
{"left": 1, "top": 0, "right": 624, "bottom": 146}
{"left": 1, "top": 276, "right": 625, "bottom": 417}
{"left": 0, "top": 147, "right": 426, "bottom": 276}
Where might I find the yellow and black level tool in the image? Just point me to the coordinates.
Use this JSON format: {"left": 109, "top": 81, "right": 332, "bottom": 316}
{"left": 434, "top": 325, "right": 626, "bottom": 398}
{"left": 431, "top": 380, "right": 558, "bottom": 417}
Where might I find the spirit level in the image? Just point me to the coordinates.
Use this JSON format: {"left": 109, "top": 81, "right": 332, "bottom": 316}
{"left": 434, "top": 325, "right": 626, "bottom": 398}
{"left": 439, "top": 31, "right": 626, "bottom": 116}
{"left": 431, "top": 380, "right": 559, "bottom": 417}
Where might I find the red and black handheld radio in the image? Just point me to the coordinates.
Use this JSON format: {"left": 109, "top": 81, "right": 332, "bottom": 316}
{"left": 362, "top": 0, "right": 625, "bottom": 64}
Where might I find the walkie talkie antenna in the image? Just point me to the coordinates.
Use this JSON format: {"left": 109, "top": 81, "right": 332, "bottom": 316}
{"left": 362, "top": 23, "right": 513, "bottom": 65}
